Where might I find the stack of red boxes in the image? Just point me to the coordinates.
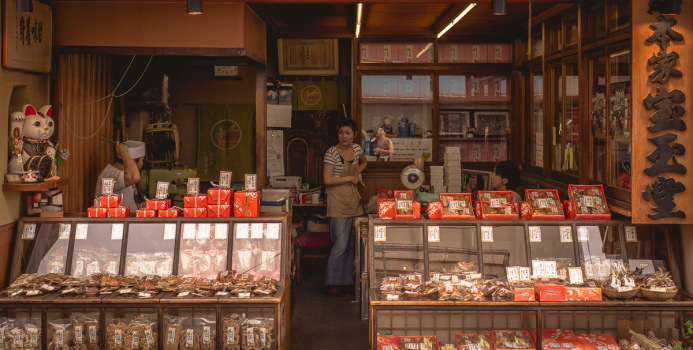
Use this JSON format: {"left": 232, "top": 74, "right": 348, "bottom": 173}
{"left": 135, "top": 198, "right": 172, "bottom": 218}
{"left": 207, "top": 187, "right": 232, "bottom": 217}
{"left": 155, "top": 199, "right": 180, "bottom": 217}
{"left": 183, "top": 194, "right": 208, "bottom": 217}
{"left": 234, "top": 190, "right": 261, "bottom": 217}
{"left": 88, "top": 194, "right": 122, "bottom": 218}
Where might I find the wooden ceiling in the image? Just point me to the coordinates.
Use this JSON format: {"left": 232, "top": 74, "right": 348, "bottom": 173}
{"left": 248, "top": 1, "right": 584, "bottom": 39}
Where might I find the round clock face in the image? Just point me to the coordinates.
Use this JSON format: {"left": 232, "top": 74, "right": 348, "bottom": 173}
{"left": 401, "top": 165, "right": 425, "bottom": 189}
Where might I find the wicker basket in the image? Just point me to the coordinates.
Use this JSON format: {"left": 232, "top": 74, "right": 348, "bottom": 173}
{"left": 640, "top": 287, "right": 678, "bottom": 301}
{"left": 602, "top": 286, "right": 638, "bottom": 299}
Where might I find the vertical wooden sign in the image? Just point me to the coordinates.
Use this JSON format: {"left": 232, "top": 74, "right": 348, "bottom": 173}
{"left": 632, "top": 1, "right": 692, "bottom": 223}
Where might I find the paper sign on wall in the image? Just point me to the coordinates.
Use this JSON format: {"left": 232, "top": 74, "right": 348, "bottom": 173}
{"left": 560, "top": 226, "right": 573, "bottom": 242}
{"left": 183, "top": 224, "right": 196, "bottom": 239}
{"left": 187, "top": 178, "right": 200, "bottom": 196}
{"left": 625, "top": 226, "right": 638, "bottom": 242}
{"left": 428, "top": 226, "right": 440, "bottom": 242}
{"left": 59, "top": 224, "right": 71, "bottom": 239}
{"left": 577, "top": 227, "right": 589, "bottom": 242}
{"left": 22, "top": 224, "right": 36, "bottom": 240}
{"left": 235, "top": 223, "right": 250, "bottom": 239}
{"left": 529, "top": 226, "right": 541, "bottom": 242}
{"left": 215, "top": 224, "right": 228, "bottom": 240}
{"left": 76, "top": 224, "right": 88, "bottom": 240}
{"left": 374, "top": 226, "right": 387, "bottom": 242}
{"left": 481, "top": 226, "right": 494, "bottom": 242}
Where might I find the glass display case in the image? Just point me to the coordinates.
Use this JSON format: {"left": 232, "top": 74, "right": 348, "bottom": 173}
{"left": 179, "top": 222, "right": 229, "bottom": 279}
{"left": 71, "top": 223, "right": 124, "bottom": 277}
{"left": 232, "top": 222, "right": 283, "bottom": 280}
{"left": 21, "top": 222, "right": 71, "bottom": 275}
{"left": 126, "top": 222, "right": 177, "bottom": 276}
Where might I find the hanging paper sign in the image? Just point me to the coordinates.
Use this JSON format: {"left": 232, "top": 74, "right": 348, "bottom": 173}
{"left": 428, "top": 226, "right": 440, "bottom": 242}
{"left": 568, "top": 267, "right": 584, "bottom": 285}
{"left": 529, "top": 226, "right": 542, "bottom": 242}
{"left": 76, "top": 224, "right": 88, "bottom": 240}
{"left": 164, "top": 224, "right": 176, "bottom": 240}
{"left": 22, "top": 224, "right": 36, "bottom": 240}
{"left": 532, "top": 260, "right": 546, "bottom": 278}
{"left": 405, "top": 45, "right": 413, "bottom": 62}
{"left": 625, "top": 226, "right": 638, "bottom": 242}
{"left": 219, "top": 171, "right": 232, "bottom": 189}
{"left": 506, "top": 267, "right": 520, "bottom": 282}
{"left": 545, "top": 261, "right": 558, "bottom": 278}
{"left": 481, "top": 226, "right": 494, "bottom": 242}
{"left": 577, "top": 227, "right": 589, "bottom": 242}
{"left": 250, "top": 223, "right": 264, "bottom": 239}
{"left": 59, "top": 224, "right": 71, "bottom": 239}
{"left": 519, "top": 267, "right": 531, "bottom": 281}
{"left": 198, "top": 224, "right": 211, "bottom": 239}
{"left": 215, "top": 224, "right": 228, "bottom": 240}
{"left": 490, "top": 198, "right": 501, "bottom": 208}
{"left": 267, "top": 223, "right": 280, "bottom": 240}
{"left": 183, "top": 224, "right": 196, "bottom": 239}
{"left": 245, "top": 174, "right": 257, "bottom": 191}
{"left": 187, "top": 178, "right": 200, "bottom": 195}
{"left": 101, "top": 178, "right": 115, "bottom": 196}
{"left": 111, "top": 224, "right": 124, "bottom": 240}
{"left": 374, "top": 226, "right": 387, "bottom": 242}
{"left": 156, "top": 181, "right": 169, "bottom": 200}
{"left": 383, "top": 45, "right": 392, "bottom": 62}
{"left": 560, "top": 226, "right": 573, "bottom": 242}
{"left": 235, "top": 224, "right": 250, "bottom": 239}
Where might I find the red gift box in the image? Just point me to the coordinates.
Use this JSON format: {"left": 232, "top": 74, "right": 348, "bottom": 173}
{"left": 378, "top": 200, "right": 396, "bottom": 219}
{"left": 88, "top": 207, "right": 107, "bottom": 218}
{"left": 393, "top": 191, "right": 419, "bottom": 219}
{"left": 542, "top": 329, "right": 582, "bottom": 350}
{"left": 107, "top": 207, "right": 130, "bottom": 218}
{"left": 565, "top": 286, "right": 602, "bottom": 301}
{"left": 184, "top": 207, "right": 208, "bottom": 217}
{"left": 234, "top": 191, "right": 260, "bottom": 217}
{"left": 478, "top": 191, "right": 519, "bottom": 220}
{"left": 183, "top": 195, "right": 208, "bottom": 208}
{"left": 207, "top": 204, "right": 231, "bottom": 217}
{"left": 98, "top": 195, "right": 122, "bottom": 208}
{"left": 427, "top": 201, "right": 443, "bottom": 220}
{"left": 568, "top": 184, "right": 611, "bottom": 220}
{"left": 398, "top": 336, "right": 439, "bottom": 350}
{"left": 455, "top": 334, "right": 495, "bottom": 350}
{"left": 439, "top": 193, "right": 475, "bottom": 219}
{"left": 377, "top": 189, "right": 394, "bottom": 199}
{"left": 525, "top": 189, "right": 565, "bottom": 220}
{"left": 491, "top": 331, "right": 534, "bottom": 350}
{"left": 513, "top": 287, "right": 536, "bottom": 301}
{"left": 519, "top": 201, "right": 533, "bottom": 220}
{"left": 136, "top": 209, "right": 157, "bottom": 218}
{"left": 207, "top": 188, "right": 232, "bottom": 205}
{"left": 377, "top": 335, "right": 399, "bottom": 350}
{"left": 574, "top": 334, "right": 619, "bottom": 350}
{"left": 158, "top": 208, "right": 181, "bottom": 217}
{"left": 535, "top": 283, "right": 567, "bottom": 301}
{"left": 146, "top": 199, "right": 171, "bottom": 211}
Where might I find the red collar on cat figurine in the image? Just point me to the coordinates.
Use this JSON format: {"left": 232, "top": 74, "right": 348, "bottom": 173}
{"left": 22, "top": 136, "right": 50, "bottom": 144}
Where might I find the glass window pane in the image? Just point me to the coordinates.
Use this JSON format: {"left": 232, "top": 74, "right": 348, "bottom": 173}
{"left": 590, "top": 4, "right": 606, "bottom": 40}
{"left": 562, "top": 63, "right": 579, "bottom": 175}
{"left": 362, "top": 75, "right": 433, "bottom": 162}
{"left": 528, "top": 225, "right": 577, "bottom": 268}
{"left": 552, "top": 67, "right": 563, "bottom": 171}
{"left": 24, "top": 223, "right": 71, "bottom": 275}
{"left": 531, "top": 31, "right": 543, "bottom": 58}
{"left": 232, "top": 223, "right": 282, "bottom": 280}
{"left": 372, "top": 225, "right": 424, "bottom": 282}
{"left": 608, "top": 0, "right": 630, "bottom": 32}
{"left": 126, "top": 223, "right": 177, "bottom": 276}
{"left": 438, "top": 43, "right": 510, "bottom": 64}
{"left": 481, "top": 226, "right": 526, "bottom": 278}
{"left": 360, "top": 42, "right": 434, "bottom": 64}
{"left": 591, "top": 56, "right": 607, "bottom": 182}
{"left": 532, "top": 72, "right": 544, "bottom": 167}
{"left": 71, "top": 223, "right": 124, "bottom": 277}
{"left": 428, "top": 226, "right": 477, "bottom": 274}
{"left": 609, "top": 50, "right": 632, "bottom": 190}
{"left": 565, "top": 17, "right": 578, "bottom": 47}
{"left": 180, "top": 223, "right": 229, "bottom": 279}
{"left": 577, "top": 225, "right": 622, "bottom": 281}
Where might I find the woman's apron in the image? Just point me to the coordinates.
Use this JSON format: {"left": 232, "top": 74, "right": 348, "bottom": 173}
{"left": 326, "top": 160, "right": 363, "bottom": 218}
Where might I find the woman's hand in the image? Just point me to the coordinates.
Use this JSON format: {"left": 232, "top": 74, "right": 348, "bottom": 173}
{"left": 350, "top": 175, "right": 359, "bottom": 185}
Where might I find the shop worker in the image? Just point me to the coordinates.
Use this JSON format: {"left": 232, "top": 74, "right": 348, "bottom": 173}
{"left": 323, "top": 118, "right": 367, "bottom": 296}
{"left": 95, "top": 140, "right": 146, "bottom": 212}
{"left": 491, "top": 160, "right": 522, "bottom": 203}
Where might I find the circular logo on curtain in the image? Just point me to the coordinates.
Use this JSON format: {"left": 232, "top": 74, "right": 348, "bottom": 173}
{"left": 211, "top": 119, "right": 242, "bottom": 150}
{"left": 300, "top": 84, "right": 322, "bottom": 106}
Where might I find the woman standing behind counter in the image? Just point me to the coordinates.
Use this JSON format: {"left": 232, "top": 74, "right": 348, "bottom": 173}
{"left": 323, "top": 118, "right": 367, "bottom": 296}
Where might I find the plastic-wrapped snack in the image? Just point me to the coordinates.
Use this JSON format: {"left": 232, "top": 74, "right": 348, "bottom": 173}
{"left": 127, "top": 314, "right": 158, "bottom": 350}
{"left": 195, "top": 317, "right": 216, "bottom": 350}
{"left": 222, "top": 314, "right": 242, "bottom": 350}
{"left": 480, "top": 280, "right": 513, "bottom": 301}
{"left": 437, "top": 282, "right": 463, "bottom": 301}
{"left": 72, "top": 312, "right": 99, "bottom": 350}
{"left": 217, "top": 270, "right": 236, "bottom": 284}
{"left": 48, "top": 319, "right": 72, "bottom": 350}
{"left": 455, "top": 334, "right": 494, "bottom": 350}
{"left": 421, "top": 281, "right": 438, "bottom": 300}
{"left": 491, "top": 331, "right": 534, "bottom": 350}
{"left": 107, "top": 321, "right": 127, "bottom": 350}
{"left": 22, "top": 318, "right": 41, "bottom": 349}
{"left": 399, "top": 336, "right": 440, "bottom": 350}
{"left": 164, "top": 316, "right": 185, "bottom": 350}
{"left": 460, "top": 280, "right": 485, "bottom": 302}
{"left": 242, "top": 317, "right": 274, "bottom": 350}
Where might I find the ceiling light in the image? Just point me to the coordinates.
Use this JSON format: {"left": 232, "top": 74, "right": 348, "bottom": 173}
{"left": 17, "top": 0, "right": 33, "bottom": 13}
{"left": 355, "top": 3, "right": 363, "bottom": 38}
{"left": 187, "top": 0, "right": 202, "bottom": 15}
{"left": 492, "top": 0, "right": 506, "bottom": 15}
{"left": 437, "top": 3, "right": 476, "bottom": 39}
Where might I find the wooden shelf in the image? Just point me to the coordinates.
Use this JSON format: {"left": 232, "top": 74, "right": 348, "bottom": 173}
{"left": 3, "top": 179, "right": 69, "bottom": 192}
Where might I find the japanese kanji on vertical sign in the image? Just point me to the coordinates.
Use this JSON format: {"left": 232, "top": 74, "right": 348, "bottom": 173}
{"left": 633, "top": 1, "right": 692, "bottom": 223}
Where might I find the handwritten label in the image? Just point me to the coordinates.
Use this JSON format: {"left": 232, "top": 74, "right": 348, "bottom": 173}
{"left": 215, "top": 223, "right": 228, "bottom": 240}
{"left": 519, "top": 267, "right": 531, "bottom": 281}
{"left": 101, "top": 178, "right": 115, "bottom": 195}
{"left": 577, "top": 227, "right": 589, "bottom": 242}
{"left": 251, "top": 223, "right": 264, "bottom": 239}
{"left": 235, "top": 223, "right": 250, "bottom": 239}
{"left": 374, "top": 226, "right": 387, "bottom": 242}
{"left": 529, "top": 226, "right": 541, "bottom": 242}
{"left": 187, "top": 178, "right": 200, "bottom": 195}
{"left": 183, "top": 224, "right": 196, "bottom": 239}
{"left": 545, "top": 261, "right": 557, "bottom": 278}
{"left": 76, "top": 224, "right": 88, "bottom": 240}
{"left": 532, "top": 260, "right": 546, "bottom": 278}
{"left": 219, "top": 171, "right": 232, "bottom": 189}
{"left": 481, "top": 226, "right": 493, "bottom": 242}
{"left": 569, "top": 267, "right": 583, "bottom": 284}
{"left": 245, "top": 174, "right": 257, "bottom": 191}
{"left": 506, "top": 267, "right": 520, "bottom": 282}
{"left": 111, "top": 224, "right": 124, "bottom": 240}
{"left": 625, "top": 226, "right": 637, "bottom": 242}
{"left": 164, "top": 224, "right": 176, "bottom": 240}
{"left": 428, "top": 226, "right": 440, "bottom": 243}
{"left": 267, "top": 223, "right": 280, "bottom": 240}
{"left": 22, "top": 224, "right": 36, "bottom": 240}
{"left": 59, "top": 224, "right": 71, "bottom": 239}
{"left": 560, "top": 226, "right": 572, "bottom": 242}
{"left": 198, "top": 224, "right": 211, "bottom": 239}
{"left": 156, "top": 181, "right": 169, "bottom": 200}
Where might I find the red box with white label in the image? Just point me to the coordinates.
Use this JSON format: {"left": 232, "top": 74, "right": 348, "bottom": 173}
{"left": 207, "top": 204, "right": 231, "bottom": 217}
{"left": 158, "top": 208, "right": 181, "bottom": 218}
{"left": 427, "top": 201, "right": 443, "bottom": 220}
{"left": 378, "top": 200, "right": 396, "bottom": 219}
{"left": 207, "top": 188, "right": 232, "bottom": 205}
{"left": 525, "top": 189, "right": 565, "bottom": 220}
{"left": 541, "top": 329, "right": 583, "bottom": 350}
{"left": 477, "top": 191, "right": 519, "bottom": 220}
{"left": 535, "top": 283, "right": 567, "bottom": 301}
{"left": 88, "top": 207, "right": 107, "bottom": 218}
{"left": 513, "top": 287, "right": 536, "bottom": 301}
{"left": 183, "top": 195, "right": 208, "bottom": 208}
{"left": 146, "top": 199, "right": 171, "bottom": 211}
{"left": 184, "top": 207, "right": 208, "bottom": 218}
{"left": 567, "top": 184, "right": 611, "bottom": 220}
{"left": 136, "top": 209, "right": 157, "bottom": 218}
{"left": 439, "top": 193, "right": 475, "bottom": 219}
{"left": 98, "top": 195, "right": 122, "bottom": 208}
{"left": 565, "top": 286, "right": 602, "bottom": 301}
{"left": 234, "top": 191, "right": 260, "bottom": 217}
{"left": 107, "top": 207, "right": 130, "bottom": 218}
{"left": 574, "top": 334, "right": 619, "bottom": 350}
{"left": 376, "top": 335, "right": 399, "bottom": 350}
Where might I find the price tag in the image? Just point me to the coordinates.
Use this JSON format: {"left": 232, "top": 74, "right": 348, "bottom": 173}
{"left": 583, "top": 196, "right": 594, "bottom": 207}
{"left": 111, "top": 224, "right": 124, "bottom": 240}
{"left": 532, "top": 260, "right": 546, "bottom": 278}
{"left": 405, "top": 45, "right": 413, "bottom": 62}
{"left": 164, "top": 224, "right": 176, "bottom": 240}
{"left": 545, "top": 261, "right": 557, "bottom": 278}
{"left": 219, "top": 171, "right": 232, "bottom": 189}
{"left": 216, "top": 291, "right": 229, "bottom": 296}
{"left": 638, "top": 263, "right": 649, "bottom": 270}
{"left": 75, "top": 325, "right": 83, "bottom": 344}
{"left": 107, "top": 261, "right": 117, "bottom": 275}
{"left": 183, "top": 224, "right": 196, "bottom": 239}
{"left": 617, "top": 286, "right": 634, "bottom": 292}
{"left": 529, "top": 226, "right": 542, "bottom": 242}
{"left": 481, "top": 226, "right": 494, "bottom": 242}
{"left": 132, "top": 333, "right": 140, "bottom": 347}
{"left": 624, "top": 277, "right": 636, "bottom": 288}
{"left": 235, "top": 223, "right": 250, "bottom": 239}
{"left": 115, "top": 329, "right": 123, "bottom": 346}
{"left": 650, "top": 287, "right": 667, "bottom": 292}
{"left": 490, "top": 198, "right": 501, "bottom": 208}
{"left": 537, "top": 199, "right": 549, "bottom": 208}
{"left": 568, "top": 267, "right": 583, "bottom": 285}
{"left": 59, "top": 224, "right": 71, "bottom": 239}
{"left": 156, "top": 181, "right": 169, "bottom": 200}
{"left": 86, "top": 261, "right": 100, "bottom": 275}
{"left": 397, "top": 200, "right": 407, "bottom": 209}
{"left": 519, "top": 267, "right": 531, "bottom": 281}
{"left": 267, "top": 223, "right": 280, "bottom": 240}
{"left": 506, "top": 267, "right": 520, "bottom": 282}
{"left": 177, "top": 291, "right": 190, "bottom": 298}
{"left": 577, "top": 227, "right": 589, "bottom": 242}
{"left": 472, "top": 45, "right": 481, "bottom": 62}
{"left": 214, "top": 224, "right": 228, "bottom": 240}
{"left": 198, "top": 224, "right": 211, "bottom": 239}
{"left": 250, "top": 223, "right": 264, "bottom": 239}
{"left": 383, "top": 45, "right": 392, "bottom": 62}
{"left": 450, "top": 201, "right": 459, "bottom": 210}
{"left": 76, "top": 224, "right": 88, "bottom": 240}
{"left": 428, "top": 226, "right": 440, "bottom": 243}
{"left": 203, "top": 326, "right": 211, "bottom": 344}
{"left": 186, "top": 329, "right": 194, "bottom": 347}
{"left": 239, "top": 292, "right": 251, "bottom": 298}
{"left": 625, "top": 226, "right": 637, "bottom": 242}
{"left": 560, "top": 226, "right": 573, "bottom": 242}
{"left": 374, "top": 226, "right": 387, "bottom": 242}
{"left": 101, "top": 178, "right": 115, "bottom": 196}
{"left": 187, "top": 178, "right": 200, "bottom": 196}
{"left": 245, "top": 174, "right": 257, "bottom": 191}
{"left": 22, "top": 224, "right": 36, "bottom": 240}
{"left": 450, "top": 45, "right": 458, "bottom": 62}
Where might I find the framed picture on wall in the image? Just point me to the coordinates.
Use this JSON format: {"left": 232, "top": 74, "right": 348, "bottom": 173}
{"left": 277, "top": 39, "right": 339, "bottom": 75}
{"left": 474, "top": 111, "right": 510, "bottom": 136}
{"left": 2, "top": 0, "right": 52, "bottom": 73}
{"left": 439, "top": 110, "right": 470, "bottom": 135}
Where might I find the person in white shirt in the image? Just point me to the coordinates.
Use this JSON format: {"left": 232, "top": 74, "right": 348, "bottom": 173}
{"left": 95, "top": 140, "right": 146, "bottom": 212}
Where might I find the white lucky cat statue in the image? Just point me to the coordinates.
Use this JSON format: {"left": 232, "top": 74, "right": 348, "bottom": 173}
{"left": 7, "top": 104, "right": 56, "bottom": 178}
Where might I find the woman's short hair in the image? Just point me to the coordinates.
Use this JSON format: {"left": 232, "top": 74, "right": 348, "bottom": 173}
{"left": 337, "top": 118, "right": 358, "bottom": 133}
{"left": 494, "top": 160, "right": 521, "bottom": 191}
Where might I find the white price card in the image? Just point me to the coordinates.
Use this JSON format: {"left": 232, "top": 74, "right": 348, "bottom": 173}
{"left": 568, "top": 267, "right": 584, "bottom": 285}
{"left": 519, "top": 267, "right": 531, "bottom": 281}
{"left": 577, "top": 227, "right": 589, "bottom": 242}
{"left": 529, "top": 226, "right": 542, "bottom": 242}
{"left": 545, "top": 260, "right": 558, "bottom": 278}
{"left": 397, "top": 200, "right": 407, "bottom": 209}
{"left": 111, "top": 224, "right": 124, "bottom": 240}
{"left": 76, "top": 224, "right": 88, "bottom": 240}
{"left": 250, "top": 223, "right": 264, "bottom": 239}
{"left": 625, "top": 226, "right": 637, "bottom": 242}
{"left": 22, "top": 224, "right": 36, "bottom": 240}
{"left": 198, "top": 224, "right": 211, "bottom": 239}
{"left": 374, "top": 226, "right": 387, "bottom": 242}
{"left": 219, "top": 171, "right": 232, "bottom": 189}
{"left": 506, "top": 267, "right": 520, "bottom": 282}
{"left": 215, "top": 224, "right": 228, "bottom": 240}
{"left": 235, "top": 223, "right": 250, "bottom": 239}
{"left": 450, "top": 201, "right": 459, "bottom": 210}
{"left": 450, "top": 45, "right": 458, "bottom": 62}
{"left": 481, "top": 226, "right": 494, "bottom": 242}
{"left": 164, "top": 224, "right": 177, "bottom": 240}
{"left": 583, "top": 196, "right": 594, "bottom": 207}
{"left": 490, "top": 198, "right": 501, "bottom": 208}
{"left": 187, "top": 178, "right": 200, "bottom": 196}
{"left": 428, "top": 226, "right": 440, "bottom": 243}
{"left": 101, "top": 178, "right": 115, "bottom": 196}
{"left": 156, "top": 181, "right": 169, "bottom": 200}
{"left": 183, "top": 224, "right": 196, "bottom": 239}
{"left": 405, "top": 45, "right": 413, "bottom": 62}
{"left": 532, "top": 260, "right": 546, "bottom": 278}
{"left": 245, "top": 174, "right": 257, "bottom": 191}
{"left": 59, "top": 224, "right": 71, "bottom": 239}
{"left": 266, "top": 223, "right": 280, "bottom": 240}
{"left": 537, "top": 198, "right": 549, "bottom": 208}
{"left": 383, "top": 45, "right": 392, "bottom": 62}
{"left": 560, "top": 226, "right": 573, "bottom": 242}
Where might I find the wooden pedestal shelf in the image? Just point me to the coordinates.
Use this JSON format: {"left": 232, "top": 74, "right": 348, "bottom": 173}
{"left": 2, "top": 179, "right": 68, "bottom": 192}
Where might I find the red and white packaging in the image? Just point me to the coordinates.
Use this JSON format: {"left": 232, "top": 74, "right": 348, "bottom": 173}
{"left": 574, "top": 334, "right": 619, "bottom": 350}
{"left": 98, "top": 195, "right": 122, "bottom": 208}
{"left": 146, "top": 199, "right": 171, "bottom": 211}
{"left": 207, "top": 188, "right": 232, "bottom": 205}
{"left": 136, "top": 209, "right": 157, "bottom": 218}
{"left": 378, "top": 200, "right": 396, "bottom": 219}
{"left": 567, "top": 184, "right": 611, "bottom": 220}
{"left": 525, "top": 189, "right": 565, "bottom": 220}
{"left": 542, "top": 329, "right": 582, "bottom": 350}
{"left": 158, "top": 207, "right": 181, "bottom": 217}
{"left": 88, "top": 207, "right": 107, "bottom": 218}
{"left": 234, "top": 191, "right": 260, "bottom": 217}
{"left": 535, "top": 282, "right": 567, "bottom": 301}
{"left": 184, "top": 207, "right": 208, "bottom": 218}
{"left": 513, "top": 286, "right": 536, "bottom": 301}
{"left": 183, "top": 195, "right": 208, "bottom": 208}
{"left": 477, "top": 191, "right": 519, "bottom": 220}
{"left": 565, "top": 286, "right": 602, "bottom": 301}
{"left": 207, "top": 204, "right": 231, "bottom": 217}
{"left": 107, "top": 207, "right": 130, "bottom": 218}
{"left": 439, "top": 193, "right": 475, "bottom": 219}
{"left": 427, "top": 201, "right": 443, "bottom": 220}
{"left": 377, "top": 335, "right": 399, "bottom": 350}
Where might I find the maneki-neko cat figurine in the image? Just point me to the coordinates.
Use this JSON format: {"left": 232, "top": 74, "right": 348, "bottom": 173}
{"left": 8, "top": 104, "right": 56, "bottom": 179}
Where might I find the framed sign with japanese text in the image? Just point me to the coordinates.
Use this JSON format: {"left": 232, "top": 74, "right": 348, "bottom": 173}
{"left": 2, "top": 0, "right": 52, "bottom": 73}
{"left": 277, "top": 39, "right": 338, "bottom": 76}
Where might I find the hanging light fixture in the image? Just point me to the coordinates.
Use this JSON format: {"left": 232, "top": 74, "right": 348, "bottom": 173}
{"left": 492, "top": 0, "right": 506, "bottom": 15}
{"left": 187, "top": 0, "right": 202, "bottom": 15}
{"left": 355, "top": 3, "right": 363, "bottom": 38}
{"left": 437, "top": 3, "right": 477, "bottom": 39}
{"left": 17, "top": 0, "right": 33, "bottom": 13}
